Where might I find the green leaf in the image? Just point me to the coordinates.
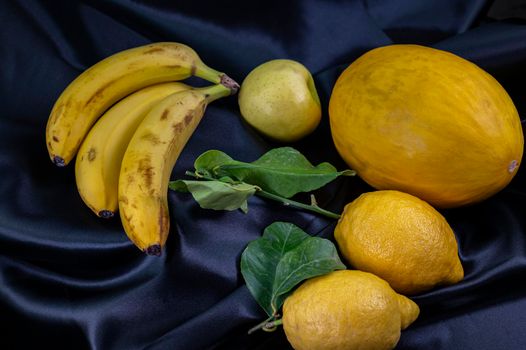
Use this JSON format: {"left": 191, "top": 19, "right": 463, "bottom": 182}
{"left": 194, "top": 150, "right": 234, "bottom": 177}
{"left": 240, "top": 222, "right": 346, "bottom": 316}
{"left": 169, "top": 180, "right": 257, "bottom": 213}
{"left": 197, "top": 147, "right": 355, "bottom": 198}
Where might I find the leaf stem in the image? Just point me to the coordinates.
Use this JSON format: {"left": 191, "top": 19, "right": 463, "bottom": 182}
{"left": 182, "top": 171, "right": 341, "bottom": 219}
{"left": 186, "top": 170, "right": 202, "bottom": 178}
{"left": 248, "top": 316, "right": 283, "bottom": 334}
{"left": 257, "top": 190, "right": 341, "bottom": 219}
{"left": 248, "top": 316, "right": 275, "bottom": 334}
{"left": 265, "top": 318, "right": 283, "bottom": 330}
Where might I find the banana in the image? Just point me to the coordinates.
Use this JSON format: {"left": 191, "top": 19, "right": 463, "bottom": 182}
{"left": 75, "top": 82, "right": 190, "bottom": 218}
{"left": 118, "top": 84, "right": 231, "bottom": 256}
{"left": 46, "top": 42, "right": 239, "bottom": 167}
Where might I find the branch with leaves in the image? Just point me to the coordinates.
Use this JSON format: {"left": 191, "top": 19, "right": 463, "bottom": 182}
{"left": 169, "top": 147, "right": 355, "bottom": 333}
{"left": 242, "top": 222, "right": 346, "bottom": 332}
{"left": 169, "top": 147, "right": 354, "bottom": 219}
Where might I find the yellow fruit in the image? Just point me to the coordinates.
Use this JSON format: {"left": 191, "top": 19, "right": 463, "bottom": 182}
{"left": 238, "top": 59, "right": 321, "bottom": 142}
{"left": 329, "top": 44, "right": 524, "bottom": 208}
{"left": 282, "top": 270, "right": 419, "bottom": 350}
{"left": 118, "top": 84, "right": 232, "bottom": 255}
{"left": 334, "top": 190, "right": 464, "bottom": 295}
{"left": 46, "top": 42, "right": 236, "bottom": 166}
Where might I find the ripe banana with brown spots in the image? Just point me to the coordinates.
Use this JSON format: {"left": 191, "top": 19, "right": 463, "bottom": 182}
{"left": 118, "top": 84, "right": 232, "bottom": 256}
{"left": 46, "top": 42, "right": 239, "bottom": 167}
{"left": 75, "top": 82, "right": 190, "bottom": 218}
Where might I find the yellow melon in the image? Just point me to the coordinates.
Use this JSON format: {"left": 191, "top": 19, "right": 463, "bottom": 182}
{"left": 329, "top": 44, "right": 523, "bottom": 208}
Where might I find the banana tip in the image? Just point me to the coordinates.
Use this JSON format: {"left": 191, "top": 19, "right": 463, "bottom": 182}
{"left": 98, "top": 210, "right": 115, "bottom": 219}
{"left": 53, "top": 155, "right": 66, "bottom": 167}
{"left": 145, "top": 244, "right": 162, "bottom": 257}
{"left": 220, "top": 74, "right": 240, "bottom": 95}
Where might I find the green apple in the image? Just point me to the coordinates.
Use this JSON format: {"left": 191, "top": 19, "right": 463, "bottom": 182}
{"left": 238, "top": 59, "right": 322, "bottom": 142}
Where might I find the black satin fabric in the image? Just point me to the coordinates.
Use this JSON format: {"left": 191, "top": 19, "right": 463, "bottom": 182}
{"left": 1, "top": 1, "right": 525, "bottom": 349}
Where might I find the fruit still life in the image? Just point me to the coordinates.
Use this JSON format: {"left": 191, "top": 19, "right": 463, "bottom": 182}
{"left": 45, "top": 41, "right": 523, "bottom": 349}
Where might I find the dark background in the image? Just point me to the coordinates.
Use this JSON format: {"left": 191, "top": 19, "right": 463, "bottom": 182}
{"left": 1, "top": 0, "right": 525, "bottom": 349}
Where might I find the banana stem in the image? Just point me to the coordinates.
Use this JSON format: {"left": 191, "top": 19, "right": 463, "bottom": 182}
{"left": 220, "top": 74, "right": 240, "bottom": 95}
{"left": 199, "top": 84, "right": 232, "bottom": 103}
{"left": 194, "top": 64, "right": 239, "bottom": 95}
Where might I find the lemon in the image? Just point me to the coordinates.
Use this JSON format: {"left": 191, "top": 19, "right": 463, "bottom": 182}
{"left": 238, "top": 59, "right": 322, "bottom": 142}
{"left": 335, "top": 190, "right": 464, "bottom": 295}
{"left": 282, "top": 270, "right": 419, "bottom": 350}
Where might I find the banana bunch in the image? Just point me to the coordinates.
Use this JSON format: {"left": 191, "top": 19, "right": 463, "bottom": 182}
{"left": 46, "top": 42, "right": 239, "bottom": 256}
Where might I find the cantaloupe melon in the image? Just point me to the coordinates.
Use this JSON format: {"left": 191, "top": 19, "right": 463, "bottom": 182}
{"left": 329, "top": 44, "right": 523, "bottom": 208}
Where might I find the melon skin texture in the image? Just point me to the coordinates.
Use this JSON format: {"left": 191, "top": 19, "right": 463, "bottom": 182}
{"left": 329, "top": 44, "right": 523, "bottom": 208}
